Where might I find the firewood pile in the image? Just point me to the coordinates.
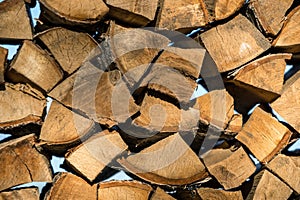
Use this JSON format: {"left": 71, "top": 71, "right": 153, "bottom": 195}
{"left": 0, "top": 0, "right": 299, "bottom": 199}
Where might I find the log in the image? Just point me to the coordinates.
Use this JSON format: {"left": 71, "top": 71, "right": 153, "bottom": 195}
{"left": 207, "top": 0, "right": 245, "bottom": 21}
{"left": 0, "top": 134, "right": 52, "bottom": 191}
{"left": 273, "top": 6, "right": 300, "bottom": 52}
{"left": 236, "top": 107, "right": 291, "bottom": 163}
{"left": 224, "top": 113, "right": 243, "bottom": 134}
{"left": 150, "top": 187, "right": 175, "bottom": 200}
{"left": 39, "top": 0, "right": 109, "bottom": 29}
{"left": 7, "top": 40, "right": 64, "bottom": 92}
{"left": 267, "top": 154, "right": 300, "bottom": 194}
{"left": 36, "top": 27, "right": 98, "bottom": 74}
{"left": 0, "top": 47, "right": 8, "bottom": 84}
{"left": 0, "top": 187, "right": 39, "bottom": 200}
{"left": 118, "top": 133, "right": 209, "bottom": 185}
{"left": 65, "top": 130, "right": 127, "bottom": 182}
{"left": 45, "top": 172, "right": 97, "bottom": 200}
{"left": 202, "top": 147, "right": 256, "bottom": 190}
{"left": 105, "top": 0, "right": 159, "bottom": 26}
{"left": 247, "top": 0, "right": 293, "bottom": 36}
{"left": 98, "top": 181, "right": 152, "bottom": 200}
{"left": 0, "top": 0, "right": 33, "bottom": 42}
{"left": 197, "top": 188, "right": 243, "bottom": 200}
{"left": 0, "top": 83, "right": 45, "bottom": 130}
{"left": 245, "top": 169, "right": 293, "bottom": 200}
{"left": 271, "top": 71, "right": 300, "bottom": 133}
{"left": 39, "top": 100, "right": 95, "bottom": 153}
{"left": 200, "top": 14, "right": 271, "bottom": 72}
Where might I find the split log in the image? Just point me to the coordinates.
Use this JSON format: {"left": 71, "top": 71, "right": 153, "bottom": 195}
{"left": 0, "top": 47, "right": 8, "bottom": 84}
{"left": 98, "top": 181, "right": 152, "bottom": 199}
{"left": 197, "top": 188, "right": 243, "bottom": 200}
{"left": 107, "top": 20, "right": 130, "bottom": 37}
{"left": 105, "top": 0, "right": 159, "bottom": 26}
{"left": 36, "top": 27, "right": 98, "bottom": 74}
{"left": 0, "top": 187, "right": 39, "bottom": 200}
{"left": 150, "top": 187, "right": 175, "bottom": 200}
{"left": 247, "top": 0, "right": 293, "bottom": 36}
{"left": 224, "top": 114, "right": 243, "bottom": 134}
{"left": 45, "top": 172, "right": 97, "bottom": 200}
{"left": 118, "top": 133, "right": 209, "bottom": 185}
{"left": 0, "top": 134, "right": 52, "bottom": 191}
{"left": 236, "top": 107, "right": 291, "bottom": 163}
{"left": 39, "top": 0, "right": 109, "bottom": 29}
{"left": 0, "top": 0, "right": 33, "bottom": 42}
{"left": 271, "top": 71, "right": 300, "bottom": 133}
{"left": 7, "top": 40, "right": 64, "bottom": 92}
{"left": 273, "top": 6, "right": 300, "bottom": 52}
{"left": 202, "top": 147, "right": 256, "bottom": 190}
{"left": 200, "top": 14, "right": 271, "bottom": 72}
{"left": 65, "top": 130, "right": 127, "bottom": 182}
{"left": 0, "top": 83, "right": 45, "bottom": 130}
{"left": 267, "top": 154, "right": 300, "bottom": 194}
{"left": 39, "top": 100, "right": 95, "bottom": 153}
{"left": 245, "top": 169, "right": 293, "bottom": 200}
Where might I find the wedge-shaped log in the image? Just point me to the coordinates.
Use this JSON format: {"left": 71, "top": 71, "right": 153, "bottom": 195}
{"left": 0, "top": 187, "right": 39, "bottom": 200}
{"left": 0, "top": 134, "right": 52, "bottom": 191}
{"left": 118, "top": 133, "right": 208, "bottom": 185}
{"left": 0, "top": 0, "right": 33, "bottom": 42}
{"left": 7, "top": 40, "right": 63, "bottom": 92}
{"left": 0, "top": 83, "right": 45, "bottom": 130}
{"left": 200, "top": 14, "right": 271, "bottom": 72}
{"left": 151, "top": 187, "right": 175, "bottom": 200}
{"left": 65, "top": 130, "right": 127, "bottom": 182}
{"left": 0, "top": 47, "right": 8, "bottom": 84}
{"left": 197, "top": 188, "right": 243, "bottom": 200}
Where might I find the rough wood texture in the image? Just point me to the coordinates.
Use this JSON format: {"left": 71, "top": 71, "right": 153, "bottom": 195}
{"left": 273, "top": 6, "right": 300, "bottom": 52}
{"left": 0, "top": 134, "right": 52, "bottom": 191}
{"left": 245, "top": 169, "right": 293, "bottom": 200}
{"left": 106, "top": 0, "right": 159, "bottom": 26}
{"left": 0, "top": 47, "right": 8, "bottom": 84}
{"left": 203, "top": 147, "right": 256, "bottom": 190}
{"left": 45, "top": 172, "right": 97, "bottom": 200}
{"left": 0, "top": 187, "right": 39, "bottom": 200}
{"left": 65, "top": 130, "right": 127, "bottom": 182}
{"left": 7, "top": 40, "right": 63, "bottom": 92}
{"left": 267, "top": 154, "right": 300, "bottom": 194}
{"left": 98, "top": 181, "right": 152, "bottom": 200}
{"left": 0, "top": 83, "right": 45, "bottom": 130}
{"left": 200, "top": 14, "right": 271, "bottom": 72}
{"left": 197, "top": 188, "right": 243, "bottom": 200}
{"left": 271, "top": 71, "right": 300, "bottom": 133}
{"left": 119, "top": 133, "right": 208, "bottom": 185}
{"left": 39, "top": 0, "right": 109, "bottom": 28}
{"left": 150, "top": 187, "right": 175, "bottom": 200}
{"left": 209, "top": 0, "right": 245, "bottom": 21}
{"left": 40, "top": 100, "right": 95, "bottom": 152}
{"left": 236, "top": 107, "right": 291, "bottom": 163}
{"left": 0, "top": 0, "right": 33, "bottom": 42}
{"left": 37, "top": 27, "right": 98, "bottom": 74}
{"left": 248, "top": 0, "right": 293, "bottom": 36}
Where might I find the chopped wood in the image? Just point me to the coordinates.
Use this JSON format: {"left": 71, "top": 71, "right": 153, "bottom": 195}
{"left": 7, "top": 40, "right": 63, "bottom": 92}
{"left": 0, "top": 0, "right": 33, "bottom": 42}
{"left": 150, "top": 187, "right": 175, "bottom": 200}
{"left": 0, "top": 83, "right": 45, "bottom": 130}
{"left": 267, "top": 154, "right": 300, "bottom": 194}
{"left": 0, "top": 187, "right": 39, "bottom": 200}
{"left": 45, "top": 172, "right": 97, "bottom": 200}
{"left": 39, "top": 0, "right": 109, "bottom": 28}
{"left": 202, "top": 147, "right": 256, "bottom": 190}
{"left": 107, "top": 21, "right": 130, "bottom": 37}
{"left": 65, "top": 130, "right": 127, "bottom": 182}
{"left": 271, "top": 71, "right": 300, "bottom": 133}
{"left": 39, "top": 100, "right": 95, "bottom": 152}
{"left": 209, "top": 0, "right": 245, "bottom": 21}
{"left": 36, "top": 27, "right": 98, "bottom": 74}
{"left": 200, "top": 14, "right": 271, "bottom": 72}
{"left": 224, "top": 114, "right": 243, "bottom": 134}
{"left": 197, "top": 188, "right": 243, "bottom": 200}
{"left": 245, "top": 169, "right": 293, "bottom": 200}
{"left": 273, "top": 6, "right": 300, "bottom": 52}
{"left": 248, "top": 0, "right": 293, "bottom": 36}
{"left": 98, "top": 181, "right": 152, "bottom": 199}
{"left": 236, "top": 107, "right": 291, "bottom": 163}
{"left": 0, "top": 134, "right": 52, "bottom": 191}
{"left": 0, "top": 47, "right": 8, "bottom": 84}
{"left": 118, "top": 133, "right": 208, "bottom": 185}
{"left": 106, "top": 0, "right": 159, "bottom": 26}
